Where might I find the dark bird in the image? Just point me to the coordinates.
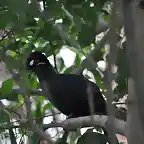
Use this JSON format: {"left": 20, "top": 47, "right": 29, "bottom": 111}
{"left": 26, "top": 52, "right": 107, "bottom": 118}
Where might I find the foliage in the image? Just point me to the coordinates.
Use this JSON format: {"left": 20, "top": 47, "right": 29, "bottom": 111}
{"left": 0, "top": 0, "right": 127, "bottom": 143}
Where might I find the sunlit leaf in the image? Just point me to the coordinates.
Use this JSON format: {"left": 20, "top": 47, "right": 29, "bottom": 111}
{"left": 1, "top": 78, "right": 13, "bottom": 95}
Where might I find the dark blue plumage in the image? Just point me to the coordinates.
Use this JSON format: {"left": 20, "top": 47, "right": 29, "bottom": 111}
{"left": 26, "top": 52, "right": 107, "bottom": 118}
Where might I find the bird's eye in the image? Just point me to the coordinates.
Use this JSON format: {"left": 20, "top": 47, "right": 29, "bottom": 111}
{"left": 29, "top": 60, "right": 35, "bottom": 66}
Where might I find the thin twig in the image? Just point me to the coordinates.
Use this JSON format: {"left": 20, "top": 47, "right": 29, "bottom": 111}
{"left": 53, "top": 53, "right": 58, "bottom": 73}
{"left": 87, "top": 83, "right": 95, "bottom": 124}
{"left": 0, "top": 29, "right": 12, "bottom": 43}
{"left": 8, "top": 70, "right": 54, "bottom": 144}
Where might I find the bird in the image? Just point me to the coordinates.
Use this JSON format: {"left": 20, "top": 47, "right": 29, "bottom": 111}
{"left": 25, "top": 52, "right": 107, "bottom": 118}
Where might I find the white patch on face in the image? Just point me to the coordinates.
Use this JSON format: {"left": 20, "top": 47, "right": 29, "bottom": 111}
{"left": 37, "top": 62, "right": 46, "bottom": 66}
{"left": 29, "top": 60, "right": 35, "bottom": 66}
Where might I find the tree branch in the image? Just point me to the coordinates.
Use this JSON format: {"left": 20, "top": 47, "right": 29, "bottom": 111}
{"left": 10, "top": 73, "right": 54, "bottom": 144}
{"left": 0, "top": 115, "right": 126, "bottom": 136}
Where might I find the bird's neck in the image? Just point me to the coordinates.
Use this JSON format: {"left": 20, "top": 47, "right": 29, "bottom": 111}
{"left": 34, "top": 64, "right": 57, "bottom": 81}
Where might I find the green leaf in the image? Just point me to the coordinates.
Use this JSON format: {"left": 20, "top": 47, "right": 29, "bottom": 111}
{"left": 114, "top": 42, "right": 129, "bottom": 101}
{"left": 18, "top": 94, "right": 24, "bottom": 104}
{"left": 7, "top": 0, "right": 28, "bottom": 14}
{"left": 1, "top": 78, "right": 13, "bottom": 95}
{"left": 58, "top": 57, "right": 65, "bottom": 72}
{"left": 0, "top": 111, "right": 9, "bottom": 124}
{"left": 0, "top": 88, "right": 18, "bottom": 101}
{"left": 37, "top": 22, "right": 61, "bottom": 41}
{"left": 74, "top": 54, "right": 81, "bottom": 67}
{"left": 42, "top": 103, "right": 53, "bottom": 114}
{"left": 47, "top": 2, "right": 63, "bottom": 19}
{"left": 64, "top": 66, "right": 75, "bottom": 74}
{"left": 93, "top": 70, "right": 104, "bottom": 90}
{"left": 35, "top": 100, "right": 43, "bottom": 119}
{"left": 4, "top": 55, "right": 19, "bottom": 69}
{"left": 0, "top": 11, "right": 14, "bottom": 28}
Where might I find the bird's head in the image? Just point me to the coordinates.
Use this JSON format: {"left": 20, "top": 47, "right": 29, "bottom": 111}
{"left": 26, "top": 52, "right": 51, "bottom": 71}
